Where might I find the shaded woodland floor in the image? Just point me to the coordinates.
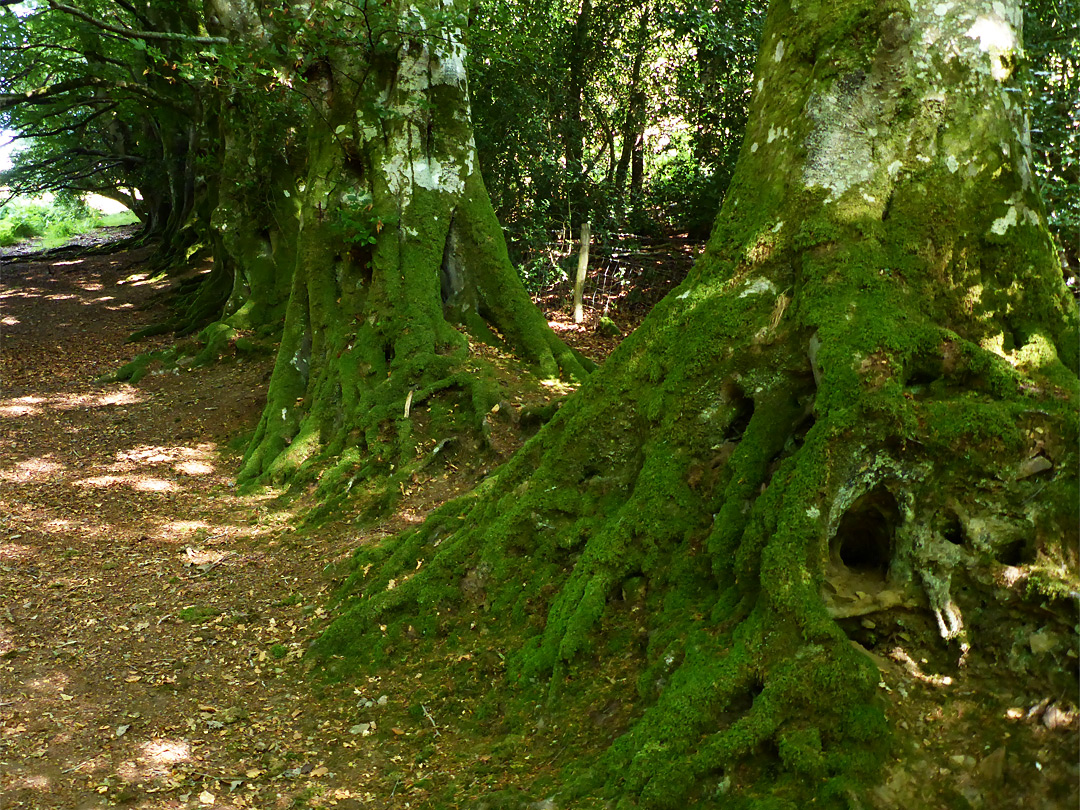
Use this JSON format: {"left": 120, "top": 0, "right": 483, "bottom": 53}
{"left": 0, "top": 243, "right": 567, "bottom": 809}
{"left": 0, "top": 239, "right": 1077, "bottom": 810}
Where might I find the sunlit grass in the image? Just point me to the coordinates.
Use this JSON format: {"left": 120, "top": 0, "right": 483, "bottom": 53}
{"left": 0, "top": 196, "right": 139, "bottom": 248}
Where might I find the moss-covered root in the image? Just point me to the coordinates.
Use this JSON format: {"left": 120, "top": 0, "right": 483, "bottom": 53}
{"left": 606, "top": 619, "right": 885, "bottom": 809}
{"left": 233, "top": 243, "right": 501, "bottom": 512}
{"left": 310, "top": 0, "right": 1079, "bottom": 804}
{"left": 123, "top": 258, "right": 232, "bottom": 347}
{"left": 313, "top": 300, "right": 1076, "bottom": 805}
{"left": 105, "top": 350, "right": 167, "bottom": 384}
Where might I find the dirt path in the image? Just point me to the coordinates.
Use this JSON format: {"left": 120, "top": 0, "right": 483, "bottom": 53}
{"left": 0, "top": 249, "right": 432, "bottom": 809}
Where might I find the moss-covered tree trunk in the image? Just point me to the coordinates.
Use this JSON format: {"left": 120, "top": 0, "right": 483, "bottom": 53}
{"left": 126, "top": 1, "right": 303, "bottom": 353}
{"left": 165, "top": 94, "right": 301, "bottom": 359}
{"left": 238, "top": 0, "right": 588, "bottom": 497}
{"left": 212, "top": 102, "right": 298, "bottom": 333}
{"left": 202, "top": 1, "right": 300, "bottom": 342}
{"left": 171, "top": 82, "right": 302, "bottom": 356}
{"left": 317, "top": 0, "right": 1079, "bottom": 805}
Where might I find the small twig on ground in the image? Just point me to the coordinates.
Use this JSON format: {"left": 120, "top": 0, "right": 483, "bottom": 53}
{"left": 421, "top": 703, "right": 440, "bottom": 736}
{"left": 543, "top": 745, "right": 567, "bottom": 766}
{"left": 1023, "top": 484, "right": 1047, "bottom": 504}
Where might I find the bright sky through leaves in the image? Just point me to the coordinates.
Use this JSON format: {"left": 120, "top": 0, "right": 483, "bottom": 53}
{"left": 0, "top": 130, "right": 18, "bottom": 171}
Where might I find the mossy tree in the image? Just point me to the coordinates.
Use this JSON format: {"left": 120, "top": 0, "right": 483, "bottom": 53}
{"left": 148, "top": 90, "right": 302, "bottom": 359}
{"left": 167, "top": 2, "right": 306, "bottom": 357}
{"left": 109, "top": 3, "right": 303, "bottom": 365}
{"left": 0, "top": 0, "right": 214, "bottom": 254}
{"left": 236, "top": 0, "right": 589, "bottom": 496}
{"left": 315, "top": 0, "right": 1079, "bottom": 805}
{"left": 209, "top": 100, "right": 300, "bottom": 335}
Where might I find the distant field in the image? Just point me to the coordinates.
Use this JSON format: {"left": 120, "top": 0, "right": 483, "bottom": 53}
{"left": 0, "top": 195, "right": 139, "bottom": 249}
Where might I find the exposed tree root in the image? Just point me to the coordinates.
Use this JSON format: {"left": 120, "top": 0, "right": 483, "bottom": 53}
{"left": 308, "top": 0, "right": 1079, "bottom": 803}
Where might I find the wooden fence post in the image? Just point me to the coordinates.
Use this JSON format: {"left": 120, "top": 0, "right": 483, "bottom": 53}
{"left": 573, "top": 221, "right": 591, "bottom": 324}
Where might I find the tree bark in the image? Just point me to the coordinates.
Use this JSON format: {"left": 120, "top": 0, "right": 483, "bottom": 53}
{"left": 237, "top": 0, "right": 589, "bottom": 504}
{"left": 573, "top": 220, "right": 590, "bottom": 323}
{"left": 562, "top": 0, "right": 592, "bottom": 222}
{"left": 315, "top": 0, "right": 1079, "bottom": 805}
{"left": 615, "top": 6, "right": 649, "bottom": 213}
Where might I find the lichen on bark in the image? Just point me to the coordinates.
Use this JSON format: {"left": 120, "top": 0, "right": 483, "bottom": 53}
{"left": 311, "top": 0, "right": 1078, "bottom": 806}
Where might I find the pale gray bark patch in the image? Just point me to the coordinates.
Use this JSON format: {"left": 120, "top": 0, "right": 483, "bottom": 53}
{"left": 803, "top": 70, "right": 899, "bottom": 202}
{"left": 207, "top": 0, "right": 267, "bottom": 42}
{"left": 802, "top": 0, "right": 1029, "bottom": 207}
{"left": 382, "top": 12, "right": 473, "bottom": 203}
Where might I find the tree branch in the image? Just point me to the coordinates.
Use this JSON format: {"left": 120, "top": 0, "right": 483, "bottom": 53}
{"left": 0, "top": 77, "right": 106, "bottom": 110}
{"left": 0, "top": 75, "right": 192, "bottom": 117}
{"left": 110, "top": 0, "right": 152, "bottom": 30}
{"left": 11, "top": 102, "right": 120, "bottom": 140}
{"left": 46, "top": 1, "right": 229, "bottom": 46}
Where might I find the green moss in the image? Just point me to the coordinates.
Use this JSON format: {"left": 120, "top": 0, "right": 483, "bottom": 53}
{"left": 238, "top": 76, "right": 587, "bottom": 503}
{"left": 303, "top": 1, "right": 1078, "bottom": 808}
{"left": 178, "top": 605, "right": 221, "bottom": 623}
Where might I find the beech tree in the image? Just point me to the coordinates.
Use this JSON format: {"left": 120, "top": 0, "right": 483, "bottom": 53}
{"left": 314, "top": 0, "right": 1079, "bottom": 805}
{"left": 229, "top": 0, "right": 590, "bottom": 499}
{"left": 0, "top": 0, "right": 218, "bottom": 254}
{"left": 172, "top": 5, "right": 305, "bottom": 354}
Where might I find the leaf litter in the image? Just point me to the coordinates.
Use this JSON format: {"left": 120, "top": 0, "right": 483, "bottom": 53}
{"left": 0, "top": 246, "right": 498, "bottom": 809}
{"left": 0, "top": 240, "right": 621, "bottom": 810}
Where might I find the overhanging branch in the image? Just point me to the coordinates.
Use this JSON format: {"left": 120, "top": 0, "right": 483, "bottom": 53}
{"left": 1, "top": 76, "right": 193, "bottom": 117}
{"left": 0, "top": 77, "right": 106, "bottom": 110}
{"left": 47, "top": 1, "right": 229, "bottom": 46}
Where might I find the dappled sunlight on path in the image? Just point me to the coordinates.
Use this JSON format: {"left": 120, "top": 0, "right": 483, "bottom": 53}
{"left": 0, "top": 249, "right": 394, "bottom": 809}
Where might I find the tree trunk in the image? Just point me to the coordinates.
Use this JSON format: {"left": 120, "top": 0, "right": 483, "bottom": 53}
{"left": 629, "top": 133, "right": 644, "bottom": 201}
{"left": 615, "top": 7, "right": 649, "bottom": 214}
{"left": 157, "top": 1, "right": 300, "bottom": 355}
{"left": 315, "top": 0, "right": 1079, "bottom": 805}
{"left": 238, "top": 0, "right": 589, "bottom": 503}
{"left": 186, "top": 97, "right": 301, "bottom": 356}
{"left": 139, "top": 6, "right": 209, "bottom": 271}
{"left": 573, "top": 221, "right": 590, "bottom": 323}
{"left": 562, "top": 0, "right": 592, "bottom": 221}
